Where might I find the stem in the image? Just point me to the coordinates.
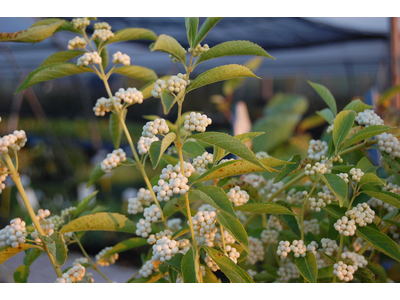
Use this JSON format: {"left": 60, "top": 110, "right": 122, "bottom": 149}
{"left": 338, "top": 140, "right": 376, "bottom": 156}
{"left": 98, "top": 65, "right": 168, "bottom": 228}
{"left": 3, "top": 153, "right": 62, "bottom": 278}
{"left": 300, "top": 180, "right": 318, "bottom": 240}
{"left": 244, "top": 214, "right": 257, "bottom": 228}
{"left": 126, "top": 269, "right": 140, "bottom": 283}
{"left": 332, "top": 234, "right": 344, "bottom": 283}
{"left": 75, "top": 235, "right": 112, "bottom": 283}
{"left": 266, "top": 172, "right": 305, "bottom": 203}
{"left": 220, "top": 223, "right": 227, "bottom": 254}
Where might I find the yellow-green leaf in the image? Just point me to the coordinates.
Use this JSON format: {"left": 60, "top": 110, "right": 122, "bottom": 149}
{"left": 341, "top": 125, "right": 392, "bottom": 150}
{"left": 186, "top": 64, "right": 260, "bottom": 93}
{"left": 217, "top": 211, "right": 249, "bottom": 253}
{"left": 16, "top": 62, "right": 93, "bottom": 94}
{"left": 110, "top": 109, "right": 126, "bottom": 149}
{"left": 234, "top": 203, "right": 297, "bottom": 216}
{"left": 150, "top": 34, "right": 186, "bottom": 65}
{"left": 104, "top": 238, "right": 147, "bottom": 256}
{"left": 316, "top": 108, "right": 335, "bottom": 125}
{"left": 0, "top": 244, "right": 36, "bottom": 264}
{"left": 319, "top": 174, "right": 348, "bottom": 207}
{"left": 333, "top": 110, "right": 356, "bottom": 151}
{"left": 343, "top": 99, "right": 373, "bottom": 112}
{"left": 185, "top": 17, "right": 199, "bottom": 48}
{"left": 190, "top": 186, "right": 236, "bottom": 217}
{"left": 14, "top": 265, "right": 30, "bottom": 283}
{"left": 113, "top": 66, "right": 158, "bottom": 82}
{"left": 182, "top": 247, "right": 201, "bottom": 283}
{"left": 39, "top": 50, "right": 85, "bottom": 67}
{"left": 149, "top": 132, "right": 177, "bottom": 169}
{"left": 193, "top": 17, "right": 223, "bottom": 46}
{"left": 50, "top": 232, "right": 68, "bottom": 267}
{"left": 104, "top": 28, "right": 157, "bottom": 45}
{"left": 59, "top": 212, "right": 136, "bottom": 234}
{"left": 73, "top": 191, "right": 99, "bottom": 218}
{"left": 294, "top": 252, "right": 318, "bottom": 283}
{"left": 308, "top": 81, "right": 337, "bottom": 115}
{"left": 197, "top": 40, "right": 275, "bottom": 64}
{"left": 0, "top": 21, "right": 64, "bottom": 43}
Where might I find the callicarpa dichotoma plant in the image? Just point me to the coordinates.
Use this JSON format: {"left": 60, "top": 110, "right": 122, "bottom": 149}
{"left": 1, "top": 17, "right": 400, "bottom": 283}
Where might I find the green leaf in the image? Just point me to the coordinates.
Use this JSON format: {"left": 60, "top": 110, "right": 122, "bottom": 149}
{"left": 185, "top": 17, "right": 199, "bottom": 48}
{"left": 217, "top": 211, "right": 249, "bottom": 253}
{"left": 294, "top": 252, "right": 318, "bottom": 283}
{"left": 354, "top": 267, "right": 375, "bottom": 283}
{"left": 234, "top": 203, "right": 297, "bottom": 216}
{"left": 343, "top": 99, "right": 373, "bottom": 112}
{"left": 253, "top": 271, "right": 278, "bottom": 282}
{"left": 273, "top": 155, "right": 301, "bottom": 183}
{"left": 30, "top": 18, "right": 79, "bottom": 33}
{"left": 203, "top": 246, "right": 254, "bottom": 283}
{"left": 149, "top": 132, "right": 177, "bottom": 169}
{"left": 171, "top": 226, "right": 190, "bottom": 240}
{"left": 104, "top": 238, "right": 147, "bottom": 256}
{"left": 163, "top": 196, "right": 195, "bottom": 218}
{"left": 202, "top": 264, "right": 221, "bottom": 283}
{"left": 317, "top": 265, "right": 334, "bottom": 280}
{"left": 150, "top": 34, "right": 186, "bottom": 64}
{"left": 191, "top": 132, "right": 263, "bottom": 169}
{"left": 308, "top": 81, "right": 337, "bottom": 115}
{"left": 193, "top": 186, "right": 236, "bottom": 217}
{"left": 23, "top": 248, "right": 43, "bottom": 267}
{"left": 104, "top": 28, "right": 157, "bottom": 45}
{"left": 40, "top": 234, "right": 56, "bottom": 262}
{"left": 182, "top": 247, "right": 200, "bottom": 283}
{"left": 316, "top": 108, "right": 335, "bottom": 125}
{"left": 197, "top": 40, "right": 275, "bottom": 65}
{"left": 159, "top": 253, "right": 183, "bottom": 274}
{"left": 322, "top": 204, "right": 348, "bottom": 219}
{"left": 0, "top": 21, "right": 64, "bottom": 43}
{"left": 234, "top": 132, "right": 265, "bottom": 144}
{"left": 367, "top": 260, "right": 387, "bottom": 283}
{"left": 39, "top": 50, "right": 85, "bottom": 67}
{"left": 333, "top": 110, "right": 356, "bottom": 151}
{"left": 59, "top": 212, "right": 136, "bottom": 234}
{"left": 186, "top": 64, "right": 260, "bottom": 93}
{"left": 359, "top": 173, "right": 385, "bottom": 187}
{"left": 110, "top": 109, "right": 126, "bottom": 149}
{"left": 14, "top": 265, "right": 30, "bottom": 283}
{"left": 356, "top": 157, "right": 375, "bottom": 173}
{"left": 130, "top": 272, "right": 164, "bottom": 283}
{"left": 319, "top": 174, "right": 348, "bottom": 207}
{"left": 16, "top": 63, "right": 93, "bottom": 93}
{"left": 341, "top": 125, "right": 392, "bottom": 150}
{"left": 73, "top": 191, "right": 99, "bottom": 218}
{"left": 361, "top": 191, "right": 400, "bottom": 210}
{"left": 113, "top": 66, "right": 158, "bottom": 82}
{"left": 357, "top": 225, "right": 400, "bottom": 262}
{"left": 182, "top": 140, "right": 206, "bottom": 159}
{"left": 100, "top": 45, "right": 108, "bottom": 70}
{"left": 50, "top": 232, "right": 68, "bottom": 267}
{"left": 161, "top": 154, "right": 180, "bottom": 167}
{"left": 195, "top": 156, "right": 289, "bottom": 183}
{"left": 193, "top": 17, "right": 223, "bottom": 46}
{"left": 161, "top": 88, "right": 185, "bottom": 115}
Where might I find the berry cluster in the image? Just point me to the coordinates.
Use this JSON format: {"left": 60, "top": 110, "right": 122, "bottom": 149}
{"left": 169, "top": 47, "right": 187, "bottom": 63}
{"left": 135, "top": 204, "right": 162, "bottom": 237}
{"left": 188, "top": 44, "right": 210, "bottom": 57}
{"left": 31, "top": 209, "right": 55, "bottom": 242}
{"left": 147, "top": 229, "right": 173, "bottom": 245}
{"left": 345, "top": 203, "right": 375, "bottom": 227}
{"left": 100, "top": 149, "right": 127, "bottom": 173}
{"left": 337, "top": 173, "right": 349, "bottom": 183}
{"left": 111, "top": 51, "right": 130, "bottom": 66}
{"left": 241, "top": 174, "right": 266, "bottom": 189}
{"left": 286, "top": 189, "right": 307, "bottom": 205}
{"left": 333, "top": 261, "right": 356, "bottom": 282}
{"left": 167, "top": 218, "right": 182, "bottom": 232}
{"left": 341, "top": 251, "right": 368, "bottom": 269}
{"left": 320, "top": 238, "right": 339, "bottom": 256}
{"left": 305, "top": 160, "right": 331, "bottom": 176}
{"left": 67, "top": 36, "right": 87, "bottom": 50}
{"left": 96, "top": 247, "right": 119, "bottom": 267}
{"left": 92, "top": 29, "right": 114, "bottom": 41}
{"left": 151, "top": 79, "right": 168, "bottom": 98}
{"left": 376, "top": 132, "right": 400, "bottom": 158}
{"left": 192, "top": 152, "right": 213, "bottom": 175}
{"left": 247, "top": 269, "right": 257, "bottom": 279}
{"left": 205, "top": 253, "right": 219, "bottom": 272}
{"left": 115, "top": 87, "right": 143, "bottom": 105}
{"left": 153, "top": 162, "right": 194, "bottom": 201}
{"left": 93, "top": 97, "right": 122, "bottom": 116}
{"left": 142, "top": 119, "right": 169, "bottom": 138}
{"left": 302, "top": 219, "right": 320, "bottom": 235}
{"left": 227, "top": 186, "right": 250, "bottom": 207}
{"left": 247, "top": 237, "right": 265, "bottom": 264}
{"left": 190, "top": 211, "right": 218, "bottom": 247}
{"left": 184, "top": 112, "right": 212, "bottom": 132}
{"left": 349, "top": 168, "right": 364, "bottom": 182}
{"left": 94, "top": 22, "right": 111, "bottom": 30}
{"left": 0, "top": 166, "right": 9, "bottom": 194}
{"left": 277, "top": 240, "right": 307, "bottom": 259}
{"left": 151, "top": 74, "right": 189, "bottom": 98}
{"left": 71, "top": 18, "right": 90, "bottom": 29}
{"left": 260, "top": 229, "right": 279, "bottom": 245}
{"left": 0, "top": 218, "right": 27, "bottom": 248}
{"left": 128, "top": 188, "right": 153, "bottom": 214}
{"left": 224, "top": 245, "right": 240, "bottom": 263}
{"left": 137, "top": 136, "right": 159, "bottom": 155}
{"left": 151, "top": 236, "right": 179, "bottom": 262}
{"left": 139, "top": 260, "right": 157, "bottom": 278}
{"left": 0, "top": 130, "right": 27, "bottom": 154}
{"left": 326, "top": 124, "right": 334, "bottom": 134}
{"left": 334, "top": 216, "right": 357, "bottom": 236}
{"left": 277, "top": 261, "right": 300, "bottom": 283}
{"left": 355, "top": 109, "right": 384, "bottom": 127}
{"left": 307, "top": 139, "right": 328, "bottom": 161}
{"left": 56, "top": 264, "right": 86, "bottom": 283}
{"left": 216, "top": 229, "right": 236, "bottom": 248}
{"left": 306, "top": 241, "right": 319, "bottom": 256}
{"left": 77, "top": 52, "right": 102, "bottom": 66}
